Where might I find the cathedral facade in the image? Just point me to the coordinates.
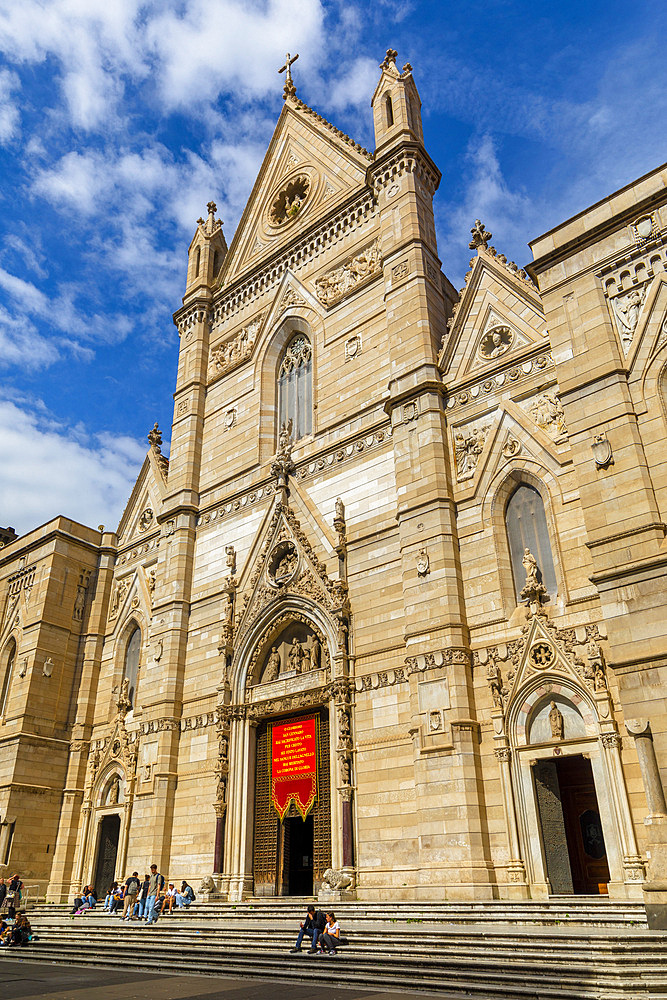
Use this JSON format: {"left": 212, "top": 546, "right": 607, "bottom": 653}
{"left": 2, "top": 51, "right": 667, "bottom": 921}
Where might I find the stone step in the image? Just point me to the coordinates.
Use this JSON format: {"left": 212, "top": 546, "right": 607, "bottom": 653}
{"left": 28, "top": 897, "right": 648, "bottom": 927}
{"left": 8, "top": 938, "right": 666, "bottom": 1000}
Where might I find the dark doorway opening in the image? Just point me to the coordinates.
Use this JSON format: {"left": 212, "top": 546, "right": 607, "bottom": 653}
{"left": 93, "top": 814, "right": 120, "bottom": 898}
{"left": 285, "top": 814, "right": 314, "bottom": 895}
{"left": 534, "top": 754, "right": 610, "bottom": 895}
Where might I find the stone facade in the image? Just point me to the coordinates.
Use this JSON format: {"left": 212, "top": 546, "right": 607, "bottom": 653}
{"left": 1, "top": 52, "right": 667, "bottom": 916}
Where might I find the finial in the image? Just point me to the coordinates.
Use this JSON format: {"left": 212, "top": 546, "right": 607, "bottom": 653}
{"left": 278, "top": 52, "right": 299, "bottom": 100}
{"left": 402, "top": 62, "right": 412, "bottom": 74}
{"left": 207, "top": 201, "right": 217, "bottom": 216}
{"left": 148, "top": 422, "right": 162, "bottom": 451}
{"left": 380, "top": 48, "right": 398, "bottom": 70}
{"left": 469, "top": 219, "right": 492, "bottom": 251}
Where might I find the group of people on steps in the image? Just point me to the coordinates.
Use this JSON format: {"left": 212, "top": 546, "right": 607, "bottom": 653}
{"left": 290, "top": 906, "right": 343, "bottom": 955}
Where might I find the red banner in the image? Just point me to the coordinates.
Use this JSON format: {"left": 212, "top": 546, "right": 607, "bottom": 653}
{"left": 271, "top": 717, "right": 318, "bottom": 821}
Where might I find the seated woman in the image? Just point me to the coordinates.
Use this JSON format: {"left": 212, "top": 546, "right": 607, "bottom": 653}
{"left": 8, "top": 913, "right": 31, "bottom": 946}
{"left": 317, "top": 911, "right": 341, "bottom": 955}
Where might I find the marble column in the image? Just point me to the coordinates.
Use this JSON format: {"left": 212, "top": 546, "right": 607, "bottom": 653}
{"left": 626, "top": 719, "right": 667, "bottom": 817}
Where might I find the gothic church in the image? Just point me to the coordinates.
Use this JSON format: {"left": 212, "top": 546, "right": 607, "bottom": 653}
{"left": 2, "top": 50, "right": 667, "bottom": 924}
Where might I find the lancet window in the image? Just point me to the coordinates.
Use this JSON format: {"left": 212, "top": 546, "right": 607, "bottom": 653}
{"left": 0, "top": 639, "right": 16, "bottom": 716}
{"left": 278, "top": 334, "right": 312, "bottom": 441}
{"left": 124, "top": 626, "right": 141, "bottom": 707}
{"left": 505, "top": 484, "right": 557, "bottom": 601}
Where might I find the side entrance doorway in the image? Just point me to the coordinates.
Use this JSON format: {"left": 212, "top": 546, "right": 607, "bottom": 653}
{"left": 534, "top": 754, "right": 610, "bottom": 894}
{"left": 93, "top": 814, "right": 121, "bottom": 898}
{"left": 253, "top": 709, "right": 331, "bottom": 895}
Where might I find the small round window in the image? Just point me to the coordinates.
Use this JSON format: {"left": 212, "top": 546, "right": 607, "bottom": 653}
{"left": 269, "top": 176, "right": 310, "bottom": 226}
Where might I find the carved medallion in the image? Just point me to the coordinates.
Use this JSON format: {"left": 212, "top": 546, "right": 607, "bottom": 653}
{"left": 138, "top": 508, "right": 154, "bottom": 532}
{"left": 479, "top": 325, "right": 513, "bottom": 360}
{"left": 268, "top": 541, "right": 298, "bottom": 588}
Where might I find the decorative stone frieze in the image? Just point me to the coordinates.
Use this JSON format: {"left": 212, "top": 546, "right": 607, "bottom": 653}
{"left": 445, "top": 352, "right": 554, "bottom": 410}
{"left": 208, "top": 315, "right": 263, "bottom": 383}
{"left": 314, "top": 240, "right": 381, "bottom": 308}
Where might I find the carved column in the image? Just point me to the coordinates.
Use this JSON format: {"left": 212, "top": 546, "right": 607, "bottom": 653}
{"left": 332, "top": 679, "right": 355, "bottom": 890}
{"left": 494, "top": 746, "right": 528, "bottom": 897}
{"left": 213, "top": 703, "right": 230, "bottom": 876}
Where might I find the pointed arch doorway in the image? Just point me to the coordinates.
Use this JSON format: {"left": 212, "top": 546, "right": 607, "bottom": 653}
{"left": 93, "top": 814, "right": 120, "bottom": 898}
{"left": 253, "top": 708, "right": 331, "bottom": 896}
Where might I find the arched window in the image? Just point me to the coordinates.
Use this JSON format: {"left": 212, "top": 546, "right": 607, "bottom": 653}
{"left": 384, "top": 92, "right": 394, "bottom": 127}
{"left": 0, "top": 640, "right": 16, "bottom": 716}
{"left": 505, "top": 484, "right": 557, "bottom": 602}
{"left": 123, "top": 626, "right": 141, "bottom": 708}
{"left": 278, "top": 334, "right": 312, "bottom": 441}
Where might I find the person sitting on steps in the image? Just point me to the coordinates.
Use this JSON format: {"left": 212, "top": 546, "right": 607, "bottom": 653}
{"left": 175, "top": 881, "right": 196, "bottom": 908}
{"left": 317, "top": 911, "right": 341, "bottom": 956}
{"left": 161, "top": 884, "right": 177, "bottom": 914}
{"left": 291, "top": 904, "right": 326, "bottom": 953}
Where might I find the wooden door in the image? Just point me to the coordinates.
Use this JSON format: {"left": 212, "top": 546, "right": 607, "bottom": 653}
{"left": 556, "top": 756, "right": 610, "bottom": 894}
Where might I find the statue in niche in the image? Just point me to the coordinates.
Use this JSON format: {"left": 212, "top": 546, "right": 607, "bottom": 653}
{"left": 338, "top": 706, "right": 350, "bottom": 737}
{"left": 595, "top": 664, "right": 607, "bottom": 692}
{"left": 301, "top": 646, "right": 311, "bottom": 671}
{"left": 549, "top": 701, "right": 564, "bottom": 741}
{"left": 340, "top": 756, "right": 351, "bottom": 785}
{"left": 520, "top": 547, "right": 548, "bottom": 606}
{"left": 288, "top": 638, "right": 304, "bottom": 673}
{"left": 264, "top": 647, "right": 281, "bottom": 682}
{"left": 310, "top": 636, "right": 321, "bottom": 671}
{"left": 107, "top": 775, "right": 120, "bottom": 805}
{"left": 117, "top": 676, "right": 132, "bottom": 717}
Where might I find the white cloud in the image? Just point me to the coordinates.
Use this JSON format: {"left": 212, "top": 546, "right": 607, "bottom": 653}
{"left": 326, "top": 57, "right": 379, "bottom": 112}
{"left": 147, "top": 0, "right": 325, "bottom": 109}
{"left": 0, "top": 396, "right": 146, "bottom": 535}
{"left": 438, "top": 134, "right": 537, "bottom": 285}
{"left": 0, "top": 68, "right": 20, "bottom": 142}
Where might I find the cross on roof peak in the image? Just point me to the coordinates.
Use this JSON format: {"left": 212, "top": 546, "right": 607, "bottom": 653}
{"left": 278, "top": 52, "right": 299, "bottom": 100}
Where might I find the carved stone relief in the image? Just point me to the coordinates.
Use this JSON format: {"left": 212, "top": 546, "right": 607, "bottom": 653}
{"left": 610, "top": 285, "right": 647, "bottom": 354}
{"left": 453, "top": 421, "right": 491, "bottom": 481}
{"left": 524, "top": 393, "right": 567, "bottom": 441}
{"left": 315, "top": 240, "right": 381, "bottom": 307}
{"left": 208, "top": 316, "right": 262, "bottom": 381}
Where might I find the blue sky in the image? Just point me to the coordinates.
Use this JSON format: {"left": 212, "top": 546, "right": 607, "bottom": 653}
{"left": 0, "top": 0, "right": 665, "bottom": 536}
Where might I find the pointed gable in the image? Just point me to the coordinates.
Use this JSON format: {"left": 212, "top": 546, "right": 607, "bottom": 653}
{"left": 440, "top": 245, "right": 547, "bottom": 383}
{"left": 219, "top": 98, "right": 372, "bottom": 287}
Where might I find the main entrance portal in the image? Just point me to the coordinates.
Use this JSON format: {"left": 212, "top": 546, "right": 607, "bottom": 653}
{"left": 93, "top": 814, "right": 120, "bottom": 897}
{"left": 534, "top": 754, "right": 610, "bottom": 895}
{"left": 253, "top": 710, "right": 331, "bottom": 896}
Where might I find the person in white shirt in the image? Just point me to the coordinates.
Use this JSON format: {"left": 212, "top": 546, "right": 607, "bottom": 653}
{"left": 161, "top": 884, "right": 178, "bottom": 914}
{"left": 317, "top": 911, "right": 340, "bottom": 955}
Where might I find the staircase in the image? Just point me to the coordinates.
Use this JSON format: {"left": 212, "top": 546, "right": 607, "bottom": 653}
{"left": 7, "top": 898, "right": 667, "bottom": 999}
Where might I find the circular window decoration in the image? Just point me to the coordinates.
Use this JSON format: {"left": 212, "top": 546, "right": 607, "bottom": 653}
{"left": 479, "top": 325, "right": 513, "bottom": 360}
{"left": 269, "top": 175, "right": 310, "bottom": 226}
{"left": 268, "top": 540, "right": 298, "bottom": 587}
{"left": 138, "top": 508, "right": 154, "bottom": 532}
{"left": 529, "top": 642, "right": 554, "bottom": 669}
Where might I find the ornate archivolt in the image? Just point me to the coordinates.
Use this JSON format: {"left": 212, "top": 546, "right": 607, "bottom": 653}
{"left": 231, "top": 499, "right": 349, "bottom": 672}
{"left": 476, "top": 609, "right": 646, "bottom": 889}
